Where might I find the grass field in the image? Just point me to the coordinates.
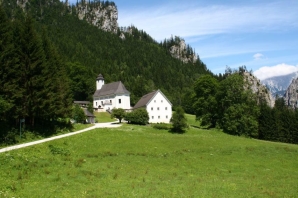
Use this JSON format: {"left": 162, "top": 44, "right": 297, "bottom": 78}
{"left": 0, "top": 120, "right": 297, "bottom": 197}
{"left": 94, "top": 111, "right": 117, "bottom": 123}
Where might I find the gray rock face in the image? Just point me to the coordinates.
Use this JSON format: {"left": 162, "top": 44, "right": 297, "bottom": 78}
{"left": 283, "top": 78, "right": 298, "bottom": 109}
{"left": 243, "top": 72, "right": 275, "bottom": 107}
{"left": 169, "top": 39, "right": 197, "bottom": 63}
{"left": 261, "top": 72, "right": 298, "bottom": 98}
{"left": 76, "top": 2, "right": 118, "bottom": 33}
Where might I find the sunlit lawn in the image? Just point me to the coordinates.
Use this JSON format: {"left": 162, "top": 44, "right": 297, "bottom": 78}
{"left": 94, "top": 111, "right": 117, "bottom": 123}
{"left": 0, "top": 123, "right": 297, "bottom": 197}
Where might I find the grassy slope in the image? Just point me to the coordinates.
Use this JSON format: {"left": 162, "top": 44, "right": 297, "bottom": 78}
{"left": 94, "top": 112, "right": 117, "bottom": 123}
{"left": 0, "top": 124, "right": 297, "bottom": 197}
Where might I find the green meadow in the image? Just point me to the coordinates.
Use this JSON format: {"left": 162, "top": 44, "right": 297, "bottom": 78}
{"left": 0, "top": 120, "right": 297, "bottom": 197}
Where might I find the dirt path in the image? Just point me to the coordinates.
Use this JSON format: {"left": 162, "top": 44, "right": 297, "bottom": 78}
{"left": 0, "top": 122, "right": 121, "bottom": 153}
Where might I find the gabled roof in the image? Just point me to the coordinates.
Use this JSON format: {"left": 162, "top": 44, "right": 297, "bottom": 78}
{"left": 93, "top": 81, "right": 130, "bottom": 97}
{"left": 133, "top": 89, "right": 172, "bottom": 109}
{"left": 74, "top": 101, "right": 90, "bottom": 105}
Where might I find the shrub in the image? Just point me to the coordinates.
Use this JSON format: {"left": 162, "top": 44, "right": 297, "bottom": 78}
{"left": 125, "top": 108, "right": 149, "bottom": 125}
{"left": 152, "top": 123, "right": 171, "bottom": 130}
{"left": 171, "top": 107, "right": 188, "bottom": 133}
{"left": 111, "top": 108, "right": 126, "bottom": 123}
{"left": 72, "top": 104, "right": 86, "bottom": 123}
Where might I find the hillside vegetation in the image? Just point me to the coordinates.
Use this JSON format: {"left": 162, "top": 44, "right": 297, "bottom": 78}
{"left": 1, "top": 0, "right": 211, "bottom": 105}
{"left": 0, "top": 124, "right": 297, "bottom": 197}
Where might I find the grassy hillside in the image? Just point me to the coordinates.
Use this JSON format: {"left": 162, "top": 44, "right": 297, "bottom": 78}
{"left": 0, "top": 124, "right": 297, "bottom": 197}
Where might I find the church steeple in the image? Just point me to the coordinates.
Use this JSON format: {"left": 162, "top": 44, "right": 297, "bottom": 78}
{"left": 96, "top": 74, "right": 104, "bottom": 90}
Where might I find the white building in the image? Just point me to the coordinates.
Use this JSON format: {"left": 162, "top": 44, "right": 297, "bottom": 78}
{"left": 134, "top": 90, "right": 172, "bottom": 123}
{"left": 93, "top": 74, "right": 131, "bottom": 111}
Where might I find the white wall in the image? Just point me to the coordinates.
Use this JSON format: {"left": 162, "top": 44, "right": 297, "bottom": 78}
{"left": 146, "top": 92, "right": 172, "bottom": 123}
{"left": 94, "top": 94, "right": 130, "bottom": 111}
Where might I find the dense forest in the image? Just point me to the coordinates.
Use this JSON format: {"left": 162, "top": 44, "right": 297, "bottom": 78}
{"left": 1, "top": 0, "right": 211, "bottom": 104}
{"left": 189, "top": 67, "right": 298, "bottom": 144}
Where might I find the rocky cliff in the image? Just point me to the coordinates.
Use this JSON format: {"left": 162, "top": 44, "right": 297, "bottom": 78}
{"left": 283, "top": 78, "right": 298, "bottom": 109}
{"left": 243, "top": 72, "right": 275, "bottom": 107}
{"left": 261, "top": 72, "right": 298, "bottom": 98}
{"left": 75, "top": 1, "right": 118, "bottom": 33}
{"left": 169, "top": 39, "right": 197, "bottom": 63}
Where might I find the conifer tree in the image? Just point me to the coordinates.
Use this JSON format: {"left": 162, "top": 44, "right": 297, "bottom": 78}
{"left": 12, "top": 14, "right": 46, "bottom": 126}
{"left": 0, "top": 5, "right": 16, "bottom": 121}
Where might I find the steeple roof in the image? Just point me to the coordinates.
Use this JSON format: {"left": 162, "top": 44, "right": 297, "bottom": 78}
{"left": 96, "top": 73, "right": 104, "bottom": 80}
{"left": 93, "top": 81, "right": 130, "bottom": 97}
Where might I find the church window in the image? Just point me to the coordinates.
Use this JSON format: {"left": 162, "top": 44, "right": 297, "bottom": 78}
{"left": 165, "top": 107, "right": 167, "bottom": 110}
{"left": 119, "top": 99, "right": 121, "bottom": 104}
{"left": 110, "top": 100, "right": 112, "bottom": 104}
{"left": 166, "top": 115, "right": 168, "bottom": 119}
{"left": 161, "top": 100, "right": 163, "bottom": 103}
{"left": 158, "top": 116, "right": 160, "bottom": 119}
{"left": 152, "top": 116, "right": 154, "bottom": 119}
{"left": 157, "top": 107, "right": 159, "bottom": 110}
{"left": 151, "top": 107, "right": 153, "bottom": 111}
{"left": 154, "top": 100, "right": 156, "bottom": 103}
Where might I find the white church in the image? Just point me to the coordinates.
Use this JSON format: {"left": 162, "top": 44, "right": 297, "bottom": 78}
{"left": 93, "top": 74, "right": 131, "bottom": 111}
{"left": 93, "top": 74, "right": 172, "bottom": 123}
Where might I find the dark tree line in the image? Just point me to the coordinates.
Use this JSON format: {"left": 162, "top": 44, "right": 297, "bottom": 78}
{"left": 190, "top": 67, "right": 298, "bottom": 144}
{"left": 2, "top": 0, "right": 211, "bottom": 106}
{"left": 0, "top": 6, "right": 72, "bottom": 141}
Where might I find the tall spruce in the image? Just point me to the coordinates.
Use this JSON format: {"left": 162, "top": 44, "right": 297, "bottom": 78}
{"left": 12, "top": 14, "right": 46, "bottom": 126}
{"left": 40, "top": 29, "right": 72, "bottom": 120}
{"left": 0, "top": 5, "right": 14, "bottom": 121}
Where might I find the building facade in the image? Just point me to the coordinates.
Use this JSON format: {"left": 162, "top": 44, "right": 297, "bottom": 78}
{"left": 93, "top": 74, "right": 131, "bottom": 111}
{"left": 134, "top": 90, "right": 172, "bottom": 123}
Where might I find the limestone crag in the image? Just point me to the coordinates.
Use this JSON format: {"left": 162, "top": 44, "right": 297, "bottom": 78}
{"left": 283, "top": 78, "right": 298, "bottom": 109}
{"left": 243, "top": 72, "right": 275, "bottom": 107}
{"left": 169, "top": 39, "right": 197, "bottom": 63}
{"left": 76, "top": 2, "right": 118, "bottom": 33}
{"left": 16, "top": 0, "right": 29, "bottom": 11}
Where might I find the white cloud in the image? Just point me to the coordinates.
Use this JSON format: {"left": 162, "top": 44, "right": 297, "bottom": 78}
{"left": 254, "top": 63, "right": 298, "bottom": 80}
{"left": 253, "top": 53, "right": 265, "bottom": 60}
{"left": 118, "top": 1, "right": 298, "bottom": 41}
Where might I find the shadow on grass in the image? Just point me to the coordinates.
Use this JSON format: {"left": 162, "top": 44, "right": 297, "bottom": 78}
{"left": 168, "top": 128, "right": 186, "bottom": 134}
{"left": 111, "top": 122, "right": 122, "bottom": 125}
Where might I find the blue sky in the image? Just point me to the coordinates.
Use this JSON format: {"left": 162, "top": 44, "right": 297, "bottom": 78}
{"left": 67, "top": 0, "right": 298, "bottom": 80}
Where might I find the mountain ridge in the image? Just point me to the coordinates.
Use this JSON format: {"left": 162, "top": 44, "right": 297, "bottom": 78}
{"left": 260, "top": 72, "right": 298, "bottom": 98}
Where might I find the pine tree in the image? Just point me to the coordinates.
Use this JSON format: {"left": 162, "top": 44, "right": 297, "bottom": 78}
{"left": 0, "top": 5, "right": 16, "bottom": 121}
{"left": 12, "top": 14, "right": 46, "bottom": 126}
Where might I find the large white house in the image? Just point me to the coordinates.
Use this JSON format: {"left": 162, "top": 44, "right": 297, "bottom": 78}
{"left": 134, "top": 90, "right": 172, "bottom": 123}
{"left": 93, "top": 74, "right": 131, "bottom": 111}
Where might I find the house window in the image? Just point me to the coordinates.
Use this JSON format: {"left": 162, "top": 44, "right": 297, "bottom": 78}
{"left": 101, "top": 101, "right": 103, "bottom": 105}
{"left": 119, "top": 99, "right": 121, "bottom": 104}
{"left": 154, "top": 100, "right": 156, "bottom": 103}
{"left": 110, "top": 100, "right": 112, "bottom": 104}
{"left": 151, "top": 107, "right": 153, "bottom": 111}
{"left": 152, "top": 116, "right": 154, "bottom": 119}
{"left": 158, "top": 116, "right": 160, "bottom": 119}
{"left": 165, "top": 107, "right": 167, "bottom": 110}
{"left": 157, "top": 107, "right": 159, "bottom": 110}
{"left": 166, "top": 115, "right": 168, "bottom": 119}
{"left": 161, "top": 100, "right": 163, "bottom": 103}
{"left": 96, "top": 102, "right": 97, "bottom": 106}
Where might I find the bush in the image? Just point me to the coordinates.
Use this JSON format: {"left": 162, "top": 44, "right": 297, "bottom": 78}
{"left": 171, "top": 107, "right": 188, "bottom": 133}
{"left": 72, "top": 104, "right": 86, "bottom": 123}
{"left": 111, "top": 108, "right": 126, "bottom": 123}
{"left": 125, "top": 108, "right": 149, "bottom": 125}
{"left": 152, "top": 123, "right": 171, "bottom": 130}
